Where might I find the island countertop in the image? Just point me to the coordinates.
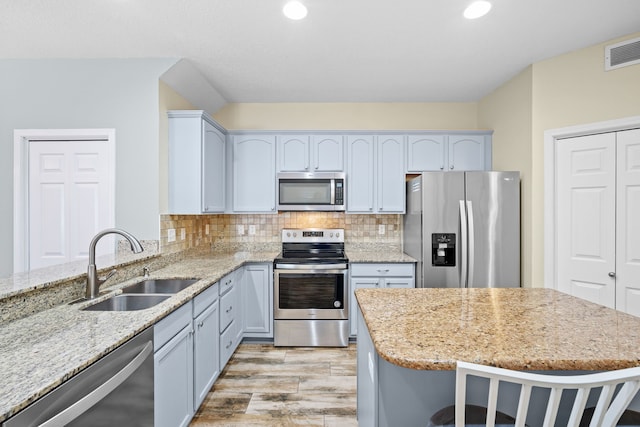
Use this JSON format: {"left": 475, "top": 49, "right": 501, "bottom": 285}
{"left": 355, "top": 287, "right": 640, "bottom": 371}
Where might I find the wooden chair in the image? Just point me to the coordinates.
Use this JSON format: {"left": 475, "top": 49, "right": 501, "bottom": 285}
{"left": 428, "top": 361, "right": 640, "bottom": 427}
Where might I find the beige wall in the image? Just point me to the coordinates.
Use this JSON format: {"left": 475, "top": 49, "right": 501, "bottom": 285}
{"left": 479, "top": 31, "right": 640, "bottom": 288}
{"left": 478, "top": 66, "right": 533, "bottom": 287}
{"left": 158, "top": 81, "right": 197, "bottom": 212}
{"left": 213, "top": 102, "right": 480, "bottom": 130}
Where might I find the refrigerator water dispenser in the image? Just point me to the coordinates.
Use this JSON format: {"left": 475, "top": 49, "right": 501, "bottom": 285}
{"left": 432, "top": 233, "right": 456, "bottom": 266}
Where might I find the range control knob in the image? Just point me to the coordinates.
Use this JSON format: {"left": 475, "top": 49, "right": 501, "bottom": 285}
{"left": 286, "top": 232, "right": 291, "bottom": 238}
{"left": 330, "top": 232, "right": 334, "bottom": 237}
{"left": 336, "top": 232, "right": 340, "bottom": 238}
{"left": 293, "top": 232, "right": 297, "bottom": 237}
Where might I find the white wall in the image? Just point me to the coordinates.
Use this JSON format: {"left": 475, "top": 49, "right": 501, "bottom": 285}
{"left": 0, "top": 58, "right": 176, "bottom": 277}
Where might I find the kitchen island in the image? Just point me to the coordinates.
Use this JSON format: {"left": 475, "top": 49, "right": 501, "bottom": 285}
{"left": 355, "top": 288, "right": 640, "bottom": 427}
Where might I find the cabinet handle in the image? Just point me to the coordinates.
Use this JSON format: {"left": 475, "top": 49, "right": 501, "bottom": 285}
{"left": 440, "top": 165, "right": 444, "bottom": 170}
{"left": 226, "top": 340, "right": 233, "bottom": 349}
{"left": 450, "top": 165, "right": 454, "bottom": 170}
{"left": 198, "top": 321, "right": 204, "bottom": 328}
{"left": 377, "top": 269, "right": 390, "bottom": 273}
{"left": 226, "top": 306, "right": 233, "bottom": 313}
{"left": 609, "top": 272, "right": 616, "bottom": 278}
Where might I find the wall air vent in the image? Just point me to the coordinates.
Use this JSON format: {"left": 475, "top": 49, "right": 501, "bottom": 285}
{"left": 605, "top": 36, "right": 640, "bottom": 71}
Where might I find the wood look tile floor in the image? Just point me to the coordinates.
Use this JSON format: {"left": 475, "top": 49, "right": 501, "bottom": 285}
{"left": 190, "top": 343, "right": 358, "bottom": 427}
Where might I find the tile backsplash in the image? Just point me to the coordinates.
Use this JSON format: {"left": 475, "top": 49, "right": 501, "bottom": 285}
{"left": 160, "top": 212, "right": 402, "bottom": 253}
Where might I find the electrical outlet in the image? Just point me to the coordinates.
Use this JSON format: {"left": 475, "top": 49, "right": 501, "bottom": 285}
{"left": 237, "top": 224, "right": 245, "bottom": 235}
{"left": 180, "top": 228, "right": 186, "bottom": 240}
{"left": 378, "top": 224, "right": 385, "bottom": 235}
{"left": 205, "top": 224, "right": 210, "bottom": 235}
{"left": 167, "top": 228, "right": 176, "bottom": 242}
{"left": 249, "top": 225, "right": 256, "bottom": 235}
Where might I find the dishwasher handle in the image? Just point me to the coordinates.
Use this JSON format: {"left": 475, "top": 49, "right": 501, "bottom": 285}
{"left": 38, "top": 341, "right": 153, "bottom": 427}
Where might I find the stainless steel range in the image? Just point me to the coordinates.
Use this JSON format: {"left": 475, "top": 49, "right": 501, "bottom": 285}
{"left": 273, "top": 228, "right": 349, "bottom": 347}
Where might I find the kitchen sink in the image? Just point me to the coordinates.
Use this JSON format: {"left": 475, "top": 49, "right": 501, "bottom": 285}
{"left": 121, "top": 278, "right": 199, "bottom": 294}
{"left": 82, "top": 294, "right": 171, "bottom": 311}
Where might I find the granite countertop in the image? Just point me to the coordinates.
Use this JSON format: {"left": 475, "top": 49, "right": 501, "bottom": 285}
{"left": 0, "top": 251, "right": 277, "bottom": 423}
{"left": 355, "top": 287, "right": 640, "bottom": 372}
{"left": 346, "top": 249, "right": 417, "bottom": 263}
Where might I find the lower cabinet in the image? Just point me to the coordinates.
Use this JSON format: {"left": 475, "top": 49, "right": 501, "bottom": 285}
{"left": 242, "top": 263, "right": 273, "bottom": 338}
{"left": 154, "top": 282, "right": 220, "bottom": 427}
{"left": 154, "top": 303, "right": 194, "bottom": 427}
{"left": 349, "top": 263, "right": 415, "bottom": 336}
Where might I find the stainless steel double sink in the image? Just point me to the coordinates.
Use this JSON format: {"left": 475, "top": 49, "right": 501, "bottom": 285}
{"left": 82, "top": 279, "right": 199, "bottom": 312}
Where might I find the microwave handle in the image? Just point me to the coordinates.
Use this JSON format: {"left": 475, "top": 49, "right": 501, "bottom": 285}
{"left": 331, "top": 179, "right": 336, "bottom": 205}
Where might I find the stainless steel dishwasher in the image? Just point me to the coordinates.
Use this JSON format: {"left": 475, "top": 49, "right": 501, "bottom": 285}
{"left": 4, "top": 327, "right": 154, "bottom": 427}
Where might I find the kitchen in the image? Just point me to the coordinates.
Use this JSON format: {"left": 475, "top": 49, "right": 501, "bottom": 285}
{"left": 1, "top": 1, "right": 640, "bottom": 426}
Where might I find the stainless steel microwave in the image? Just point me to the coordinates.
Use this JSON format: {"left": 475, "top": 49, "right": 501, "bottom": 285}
{"left": 277, "top": 172, "right": 345, "bottom": 211}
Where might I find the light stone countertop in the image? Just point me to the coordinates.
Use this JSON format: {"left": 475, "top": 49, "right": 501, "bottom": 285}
{"left": 355, "top": 287, "right": 640, "bottom": 372}
{"left": 0, "top": 247, "right": 417, "bottom": 422}
{"left": 0, "top": 251, "right": 276, "bottom": 423}
{"left": 346, "top": 250, "right": 417, "bottom": 263}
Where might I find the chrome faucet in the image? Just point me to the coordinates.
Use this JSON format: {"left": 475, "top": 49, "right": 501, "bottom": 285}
{"left": 86, "top": 228, "right": 144, "bottom": 299}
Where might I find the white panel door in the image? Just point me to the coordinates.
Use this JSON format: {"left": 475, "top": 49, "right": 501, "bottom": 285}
{"left": 616, "top": 128, "right": 640, "bottom": 316}
{"left": 556, "top": 133, "right": 616, "bottom": 308}
{"left": 29, "top": 140, "right": 112, "bottom": 269}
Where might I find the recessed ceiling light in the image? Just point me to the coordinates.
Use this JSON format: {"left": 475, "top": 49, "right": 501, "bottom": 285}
{"left": 283, "top": 1, "right": 308, "bottom": 20}
{"left": 464, "top": 0, "right": 492, "bottom": 19}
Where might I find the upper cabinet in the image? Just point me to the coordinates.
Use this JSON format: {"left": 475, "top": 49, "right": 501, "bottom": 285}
{"left": 232, "top": 135, "right": 277, "bottom": 212}
{"left": 168, "top": 110, "right": 226, "bottom": 214}
{"left": 347, "top": 135, "right": 405, "bottom": 214}
{"left": 278, "top": 135, "right": 344, "bottom": 172}
{"left": 406, "top": 133, "right": 491, "bottom": 172}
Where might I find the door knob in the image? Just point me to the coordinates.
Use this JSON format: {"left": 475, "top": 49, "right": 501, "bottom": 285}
{"left": 608, "top": 272, "right": 616, "bottom": 278}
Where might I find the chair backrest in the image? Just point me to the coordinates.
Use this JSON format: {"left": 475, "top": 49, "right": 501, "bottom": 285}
{"left": 455, "top": 361, "right": 640, "bottom": 427}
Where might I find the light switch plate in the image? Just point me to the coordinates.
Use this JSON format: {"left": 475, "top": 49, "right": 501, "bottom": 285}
{"left": 167, "top": 228, "right": 176, "bottom": 242}
{"left": 378, "top": 225, "right": 385, "bottom": 234}
{"left": 180, "top": 228, "right": 186, "bottom": 240}
{"left": 237, "top": 224, "right": 245, "bottom": 235}
{"left": 205, "top": 224, "right": 210, "bottom": 235}
{"left": 249, "top": 225, "right": 256, "bottom": 235}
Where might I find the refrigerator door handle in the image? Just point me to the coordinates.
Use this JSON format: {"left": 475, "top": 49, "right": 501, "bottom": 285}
{"left": 466, "top": 200, "right": 475, "bottom": 288}
{"left": 459, "top": 200, "right": 468, "bottom": 287}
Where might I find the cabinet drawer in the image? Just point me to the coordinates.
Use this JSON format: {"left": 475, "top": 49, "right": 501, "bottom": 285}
{"left": 350, "top": 263, "right": 415, "bottom": 277}
{"left": 154, "top": 302, "right": 192, "bottom": 351}
{"left": 193, "top": 281, "right": 219, "bottom": 317}
{"left": 220, "top": 271, "right": 235, "bottom": 295}
{"left": 220, "top": 287, "right": 236, "bottom": 332}
{"left": 220, "top": 320, "right": 239, "bottom": 367}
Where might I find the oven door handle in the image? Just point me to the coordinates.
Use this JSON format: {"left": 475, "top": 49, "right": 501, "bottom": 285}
{"left": 275, "top": 264, "right": 348, "bottom": 271}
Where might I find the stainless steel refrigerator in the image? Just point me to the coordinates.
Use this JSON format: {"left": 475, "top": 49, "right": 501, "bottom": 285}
{"left": 403, "top": 171, "right": 520, "bottom": 288}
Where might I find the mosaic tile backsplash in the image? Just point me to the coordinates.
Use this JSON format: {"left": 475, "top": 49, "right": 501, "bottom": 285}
{"left": 160, "top": 212, "right": 402, "bottom": 253}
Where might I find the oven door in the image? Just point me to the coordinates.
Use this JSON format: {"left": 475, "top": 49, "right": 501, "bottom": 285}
{"left": 274, "top": 268, "right": 348, "bottom": 320}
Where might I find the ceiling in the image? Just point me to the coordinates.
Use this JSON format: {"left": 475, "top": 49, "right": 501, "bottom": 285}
{"left": 2, "top": 0, "right": 639, "bottom": 103}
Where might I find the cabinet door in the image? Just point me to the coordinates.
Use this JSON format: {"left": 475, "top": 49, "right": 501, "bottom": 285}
{"left": 278, "top": 135, "right": 310, "bottom": 172}
{"left": 377, "top": 135, "right": 405, "bottom": 213}
{"left": 347, "top": 135, "right": 375, "bottom": 212}
{"left": 349, "top": 277, "right": 380, "bottom": 336}
{"left": 243, "top": 264, "right": 273, "bottom": 337}
{"left": 312, "top": 135, "right": 344, "bottom": 171}
{"left": 448, "top": 135, "right": 486, "bottom": 171}
{"left": 155, "top": 325, "right": 194, "bottom": 427}
{"left": 193, "top": 302, "right": 220, "bottom": 411}
{"left": 406, "top": 135, "right": 446, "bottom": 172}
{"left": 233, "top": 135, "right": 276, "bottom": 212}
{"left": 202, "top": 121, "right": 225, "bottom": 212}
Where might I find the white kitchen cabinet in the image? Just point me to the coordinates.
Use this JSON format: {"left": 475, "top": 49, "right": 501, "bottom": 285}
{"left": 192, "top": 283, "right": 220, "bottom": 411}
{"left": 278, "top": 135, "right": 344, "bottom": 172}
{"left": 406, "top": 133, "right": 491, "bottom": 172}
{"left": 242, "top": 263, "right": 273, "bottom": 338}
{"left": 232, "top": 135, "right": 277, "bottom": 212}
{"left": 154, "top": 303, "right": 194, "bottom": 427}
{"left": 347, "top": 135, "right": 405, "bottom": 213}
{"left": 376, "top": 135, "right": 405, "bottom": 213}
{"left": 346, "top": 135, "right": 375, "bottom": 212}
{"left": 168, "top": 110, "right": 226, "bottom": 213}
{"left": 349, "top": 263, "right": 415, "bottom": 336}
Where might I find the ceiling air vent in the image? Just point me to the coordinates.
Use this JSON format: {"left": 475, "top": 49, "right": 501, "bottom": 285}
{"left": 605, "top": 36, "right": 640, "bottom": 71}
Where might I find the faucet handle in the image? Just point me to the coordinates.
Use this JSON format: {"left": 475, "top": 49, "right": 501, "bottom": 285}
{"left": 100, "top": 269, "right": 117, "bottom": 284}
